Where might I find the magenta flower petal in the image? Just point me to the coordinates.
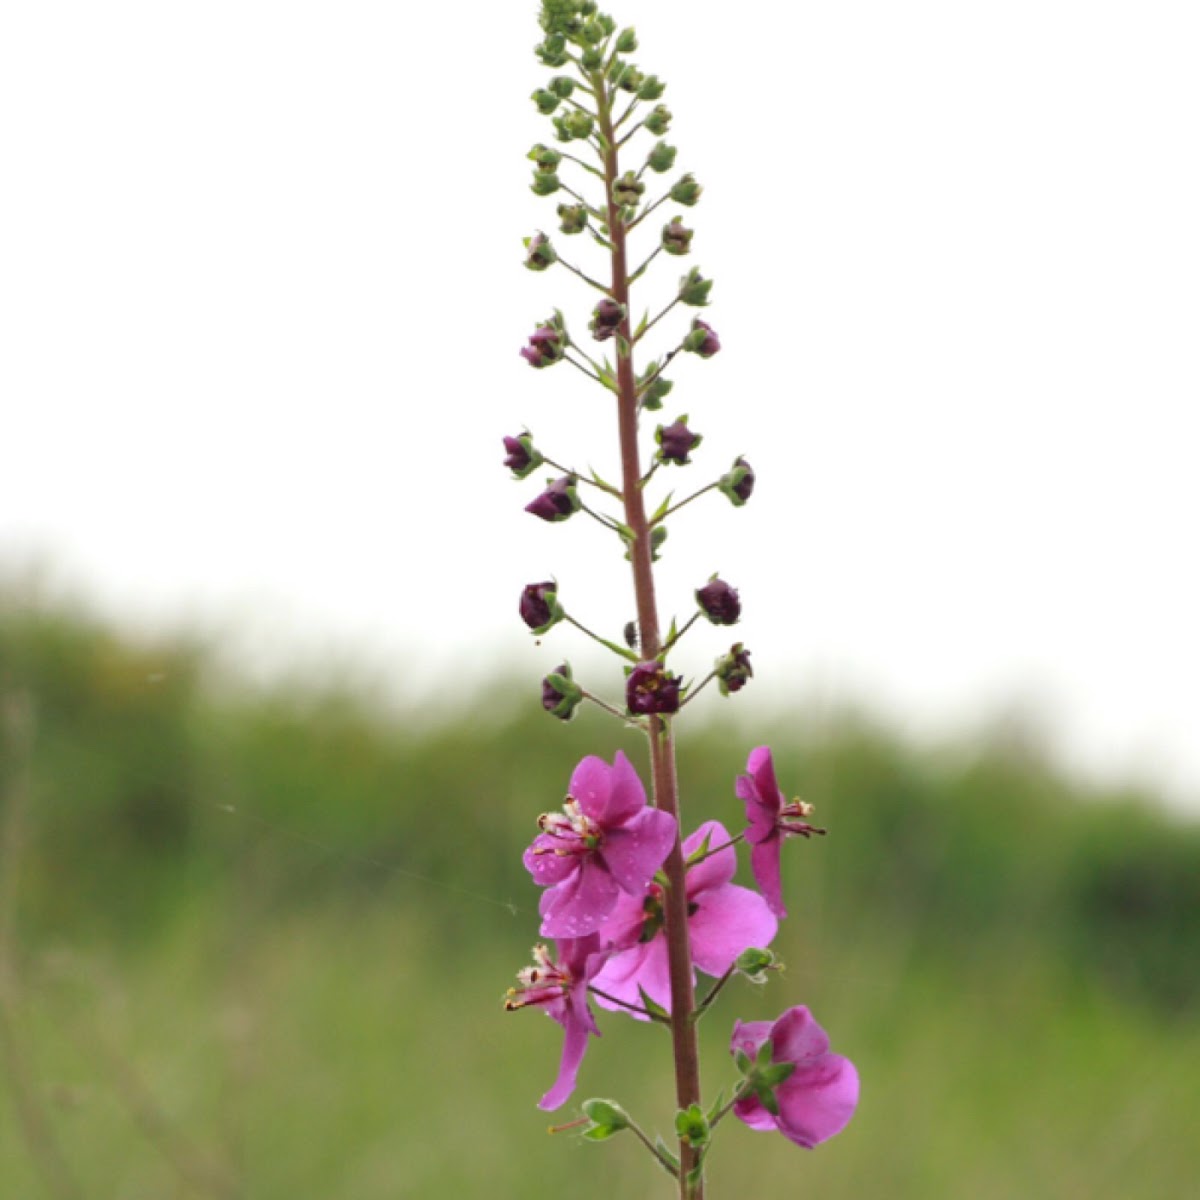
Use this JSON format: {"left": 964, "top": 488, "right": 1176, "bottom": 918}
{"left": 689, "top": 880, "right": 778, "bottom": 977}
{"left": 748, "top": 745, "right": 781, "bottom": 801}
{"left": 569, "top": 755, "right": 616, "bottom": 823}
{"left": 682, "top": 819, "right": 737, "bottom": 893}
{"left": 539, "top": 1009, "right": 590, "bottom": 1110}
{"left": 729, "top": 1007, "right": 859, "bottom": 1149}
{"left": 600, "top": 750, "right": 649, "bottom": 826}
{"left": 539, "top": 859, "right": 619, "bottom": 938}
{"left": 751, "top": 838, "right": 786, "bottom": 920}
{"left": 603, "top": 807, "right": 677, "bottom": 895}
{"left": 591, "top": 935, "right": 674, "bottom": 1019}
{"left": 770, "top": 1003, "right": 831, "bottom": 1062}
{"left": 523, "top": 832, "right": 579, "bottom": 887}
{"left": 737, "top": 772, "right": 776, "bottom": 844}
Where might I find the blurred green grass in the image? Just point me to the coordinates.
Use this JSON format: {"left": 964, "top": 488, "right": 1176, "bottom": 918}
{"left": 1, "top": 594, "right": 1198, "bottom": 1198}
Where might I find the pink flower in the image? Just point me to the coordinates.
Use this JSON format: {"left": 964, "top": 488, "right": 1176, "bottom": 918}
{"left": 730, "top": 1006, "right": 859, "bottom": 1148}
{"left": 524, "top": 751, "right": 677, "bottom": 939}
{"left": 590, "top": 820, "right": 777, "bottom": 1019}
{"left": 505, "top": 935, "right": 610, "bottom": 1110}
{"left": 736, "top": 746, "right": 824, "bottom": 919}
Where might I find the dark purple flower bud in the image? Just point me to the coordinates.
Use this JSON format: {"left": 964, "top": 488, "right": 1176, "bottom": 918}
{"left": 521, "top": 314, "right": 567, "bottom": 368}
{"left": 503, "top": 432, "right": 543, "bottom": 480}
{"left": 589, "top": 297, "right": 626, "bottom": 342}
{"left": 524, "top": 231, "right": 557, "bottom": 272}
{"left": 525, "top": 475, "right": 581, "bottom": 523}
{"left": 716, "top": 643, "right": 753, "bottom": 696}
{"left": 520, "top": 581, "right": 563, "bottom": 634}
{"left": 626, "top": 660, "right": 683, "bottom": 716}
{"left": 542, "top": 662, "right": 584, "bottom": 720}
{"left": 662, "top": 217, "right": 693, "bottom": 256}
{"left": 696, "top": 577, "right": 741, "bottom": 626}
{"left": 718, "top": 457, "right": 755, "bottom": 507}
{"left": 656, "top": 416, "right": 702, "bottom": 466}
{"left": 683, "top": 317, "right": 721, "bottom": 358}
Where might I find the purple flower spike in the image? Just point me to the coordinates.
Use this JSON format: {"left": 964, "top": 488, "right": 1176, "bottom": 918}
{"left": 626, "top": 660, "right": 683, "bottom": 715}
{"left": 736, "top": 746, "right": 826, "bottom": 919}
{"left": 526, "top": 475, "right": 580, "bottom": 522}
{"left": 524, "top": 751, "right": 677, "bottom": 939}
{"left": 592, "top": 820, "right": 778, "bottom": 1019}
{"left": 730, "top": 1006, "right": 859, "bottom": 1148}
{"left": 505, "top": 935, "right": 612, "bottom": 1111}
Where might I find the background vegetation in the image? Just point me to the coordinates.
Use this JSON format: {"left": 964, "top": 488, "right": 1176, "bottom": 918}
{"left": 1, "top": 592, "right": 1198, "bottom": 1198}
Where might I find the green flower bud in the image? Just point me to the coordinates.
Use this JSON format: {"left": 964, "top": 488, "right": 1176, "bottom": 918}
{"left": 542, "top": 662, "right": 584, "bottom": 721}
{"left": 678, "top": 267, "right": 713, "bottom": 306}
{"left": 719, "top": 456, "right": 754, "bottom": 505}
{"left": 532, "top": 89, "right": 560, "bottom": 115}
{"left": 596, "top": 13, "right": 616, "bottom": 35}
{"left": 565, "top": 109, "right": 594, "bottom": 139}
{"left": 581, "top": 17, "right": 605, "bottom": 44}
{"left": 662, "top": 217, "right": 693, "bottom": 256}
{"left": 670, "top": 173, "right": 702, "bottom": 206}
{"left": 675, "top": 1104, "right": 711, "bottom": 1149}
{"left": 715, "top": 643, "right": 753, "bottom": 696}
{"left": 615, "top": 64, "right": 645, "bottom": 94}
{"left": 734, "top": 947, "right": 777, "bottom": 982}
{"left": 548, "top": 75, "right": 575, "bottom": 99}
{"left": 616, "top": 27, "right": 638, "bottom": 53}
{"left": 612, "top": 170, "right": 645, "bottom": 207}
{"left": 581, "top": 46, "right": 603, "bottom": 70}
{"left": 523, "top": 231, "right": 557, "bottom": 271}
{"left": 531, "top": 171, "right": 561, "bottom": 197}
{"left": 647, "top": 141, "right": 677, "bottom": 173}
{"left": 540, "top": 0, "right": 587, "bottom": 37}
{"left": 644, "top": 104, "right": 673, "bottom": 135}
{"left": 528, "top": 142, "right": 562, "bottom": 173}
{"left": 638, "top": 74, "right": 666, "bottom": 101}
{"left": 557, "top": 203, "right": 589, "bottom": 235}
{"left": 535, "top": 34, "right": 569, "bottom": 68}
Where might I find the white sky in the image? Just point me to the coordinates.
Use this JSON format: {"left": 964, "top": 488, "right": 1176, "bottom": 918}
{"left": 2, "top": 2, "right": 1198, "bottom": 808}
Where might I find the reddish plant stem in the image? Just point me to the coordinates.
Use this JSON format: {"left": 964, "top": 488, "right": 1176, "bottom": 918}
{"left": 594, "top": 78, "right": 705, "bottom": 1200}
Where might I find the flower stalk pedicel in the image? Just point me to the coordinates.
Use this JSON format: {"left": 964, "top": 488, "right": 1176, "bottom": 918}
{"left": 502, "top": 4, "right": 858, "bottom": 1194}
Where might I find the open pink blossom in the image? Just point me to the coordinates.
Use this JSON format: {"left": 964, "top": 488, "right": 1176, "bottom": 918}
{"left": 590, "top": 819, "right": 777, "bottom": 1019}
{"left": 524, "top": 751, "right": 677, "bottom": 939}
{"left": 730, "top": 1005, "right": 859, "bottom": 1148}
{"left": 505, "top": 934, "right": 611, "bottom": 1110}
{"left": 736, "top": 746, "right": 825, "bottom": 919}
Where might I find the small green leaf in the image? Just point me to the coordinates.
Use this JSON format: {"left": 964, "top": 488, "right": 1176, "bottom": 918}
{"left": 734, "top": 1049, "right": 752, "bottom": 1075}
{"left": 583, "top": 1124, "right": 620, "bottom": 1140}
{"left": 651, "top": 492, "right": 674, "bottom": 523}
{"left": 685, "top": 831, "right": 713, "bottom": 865}
{"left": 654, "top": 1135, "right": 681, "bottom": 1175}
{"left": 756, "top": 1083, "right": 781, "bottom": 1117}
{"left": 705, "top": 1089, "right": 726, "bottom": 1124}
{"left": 756, "top": 1037, "right": 775, "bottom": 1068}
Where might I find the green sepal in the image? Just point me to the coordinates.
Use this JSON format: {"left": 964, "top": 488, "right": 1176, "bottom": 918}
{"left": 734, "top": 947, "right": 777, "bottom": 981}
{"left": 581, "top": 45, "right": 603, "bottom": 70}
{"left": 735, "top": 1049, "right": 753, "bottom": 1075}
{"left": 636, "top": 985, "right": 671, "bottom": 1023}
{"left": 649, "top": 524, "right": 668, "bottom": 561}
{"left": 583, "top": 1124, "right": 621, "bottom": 1141}
{"left": 674, "top": 1103, "right": 710, "bottom": 1148}
{"left": 758, "top": 1061, "right": 798, "bottom": 1088}
{"left": 616, "top": 27, "right": 638, "bottom": 53}
{"left": 665, "top": 615, "right": 679, "bottom": 647}
{"left": 582, "top": 1098, "right": 629, "bottom": 1130}
{"left": 755, "top": 1037, "right": 775, "bottom": 1068}
{"left": 532, "top": 88, "right": 561, "bottom": 115}
{"left": 755, "top": 1083, "right": 782, "bottom": 1117}
{"left": 548, "top": 75, "right": 575, "bottom": 99}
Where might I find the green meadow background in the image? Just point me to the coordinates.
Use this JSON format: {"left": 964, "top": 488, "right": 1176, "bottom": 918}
{"left": 1, "top": 591, "right": 1198, "bottom": 1199}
